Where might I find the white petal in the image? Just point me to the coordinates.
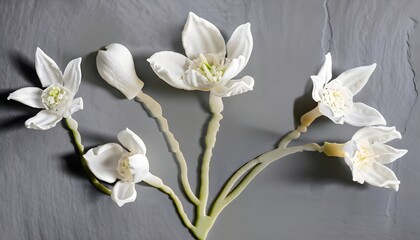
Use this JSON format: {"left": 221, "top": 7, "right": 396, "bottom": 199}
{"left": 316, "top": 52, "right": 332, "bottom": 84}
{"left": 372, "top": 144, "right": 407, "bottom": 164}
{"left": 84, "top": 143, "right": 123, "bottom": 183}
{"left": 343, "top": 140, "right": 358, "bottom": 167}
{"left": 184, "top": 69, "right": 214, "bottom": 90}
{"left": 117, "top": 128, "right": 147, "bottom": 155}
{"left": 97, "top": 43, "right": 144, "bottom": 100}
{"left": 24, "top": 110, "right": 62, "bottom": 130}
{"left": 226, "top": 23, "right": 253, "bottom": 73}
{"left": 182, "top": 12, "right": 226, "bottom": 59}
{"left": 7, "top": 87, "right": 44, "bottom": 108}
{"left": 147, "top": 51, "right": 193, "bottom": 90}
{"left": 363, "top": 162, "right": 400, "bottom": 191}
{"left": 127, "top": 154, "right": 150, "bottom": 183}
{"left": 35, "top": 48, "right": 63, "bottom": 87}
{"left": 111, "top": 181, "right": 137, "bottom": 207}
{"left": 310, "top": 76, "right": 324, "bottom": 102}
{"left": 63, "top": 57, "right": 82, "bottom": 96}
{"left": 211, "top": 76, "right": 254, "bottom": 97}
{"left": 63, "top": 97, "right": 83, "bottom": 118}
{"left": 222, "top": 56, "right": 246, "bottom": 81}
{"left": 318, "top": 103, "right": 344, "bottom": 124}
{"left": 351, "top": 168, "right": 366, "bottom": 184}
{"left": 344, "top": 102, "right": 386, "bottom": 126}
{"left": 352, "top": 126, "right": 402, "bottom": 144}
{"left": 334, "top": 63, "right": 376, "bottom": 96}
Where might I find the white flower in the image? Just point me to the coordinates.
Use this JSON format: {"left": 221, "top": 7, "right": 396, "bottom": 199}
{"left": 8, "top": 48, "right": 83, "bottom": 130}
{"left": 96, "top": 43, "right": 144, "bottom": 100}
{"left": 84, "top": 128, "right": 152, "bottom": 207}
{"left": 148, "top": 12, "right": 254, "bottom": 98}
{"left": 311, "top": 53, "right": 386, "bottom": 126}
{"left": 343, "top": 126, "right": 407, "bottom": 191}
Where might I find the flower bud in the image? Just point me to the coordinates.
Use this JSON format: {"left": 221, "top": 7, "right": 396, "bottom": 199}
{"left": 96, "top": 43, "right": 144, "bottom": 99}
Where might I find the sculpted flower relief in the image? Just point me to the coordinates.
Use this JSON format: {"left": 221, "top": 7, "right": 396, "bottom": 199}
{"left": 148, "top": 12, "right": 254, "bottom": 98}
{"left": 8, "top": 48, "right": 83, "bottom": 130}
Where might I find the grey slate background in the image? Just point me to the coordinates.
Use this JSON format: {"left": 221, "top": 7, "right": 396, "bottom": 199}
{"left": 1, "top": 0, "right": 420, "bottom": 239}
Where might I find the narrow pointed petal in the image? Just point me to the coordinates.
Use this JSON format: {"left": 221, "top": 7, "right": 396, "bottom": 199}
{"left": 184, "top": 69, "right": 214, "bottom": 90}
{"left": 35, "top": 48, "right": 63, "bottom": 87}
{"left": 8, "top": 87, "right": 44, "bottom": 108}
{"left": 117, "top": 128, "right": 147, "bottom": 155}
{"left": 84, "top": 143, "right": 124, "bottom": 183}
{"left": 63, "top": 97, "right": 83, "bottom": 118}
{"left": 364, "top": 162, "right": 400, "bottom": 191}
{"left": 372, "top": 144, "right": 407, "bottom": 164}
{"left": 352, "top": 126, "right": 402, "bottom": 144}
{"left": 211, "top": 76, "right": 254, "bottom": 97}
{"left": 334, "top": 63, "right": 376, "bottom": 96}
{"left": 310, "top": 76, "right": 324, "bottom": 102}
{"left": 127, "top": 154, "right": 150, "bottom": 183}
{"left": 182, "top": 12, "right": 226, "bottom": 59}
{"left": 344, "top": 102, "right": 386, "bottom": 126}
{"left": 226, "top": 23, "right": 253, "bottom": 74}
{"left": 25, "top": 110, "right": 62, "bottom": 130}
{"left": 97, "top": 43, "right": 144, "bottom": 99}
{"left": 318, "top": 103, "right": 344, "bottom": 124}
{"left": 111, "top": 181, "right": 137, "bottom": 207}
{"left": 147, "top": 51, "right": 193, "bottom": 90}
{"left": 316, "top": 52, "right": 332, "bottom": 83}
{"left": 63, "top": 57, "right": 82, "bottom": 96}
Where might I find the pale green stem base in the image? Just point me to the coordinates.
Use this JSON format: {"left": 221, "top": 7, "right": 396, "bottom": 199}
{"left": 65, "top": 117, "right": 111, "bottom": 195}
{"left": 136, "top": 91, "right": 199, "bottom": 205}
{"left": 144, "top": 175, "right": 196, "bottom": 232}
{"left": 197, "top": 94, "right": 224, "bottom": 221}
{"left": 188, "top": 143, "right": 323, "bottom": 240}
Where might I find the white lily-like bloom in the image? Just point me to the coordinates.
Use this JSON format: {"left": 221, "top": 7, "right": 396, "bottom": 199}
{"left": 148, "top": 12, "right": 254, "bottom": 97}
{"left": 343, "top": 126, "right": 407, "bottom": 191}
{"left": 84, "top": 128, "right": 153, "bottom": 207}
{"left": 8, "top": 48, "right": 83, "bottom": 130}
{"left": 96, "top": 43, "right": 144, "bottom": 99}
{"left": 311, "top": 53, "right": 386, "bottom": 126}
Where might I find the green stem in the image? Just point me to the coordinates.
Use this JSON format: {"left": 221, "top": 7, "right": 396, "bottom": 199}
{"left": 65, "top": 117, "right": 111, "bottom": 195}
{"left": 199, "top": 143, "right": 322, "bottom": 239}
{"left": 136, "top": 92, "right": 199, "bottom": 205}
{"left": 277, "top": 130, "right": 301, "bottom": 149}
{"left": 211, "top": 159, "right": 259, "bottom": 210}
{"left": 278, "top": 106, "right": 323, "bottom": 149}
{"left": 222, "top": 144, "right": 322, "bottom": 207}
{"left": 197, "top": 94, "right": 224, "bottom": 219}
{"left": 144, "top": 175, "right": 196, "bottom": 232}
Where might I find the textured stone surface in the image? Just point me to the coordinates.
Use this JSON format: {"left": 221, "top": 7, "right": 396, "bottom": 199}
{"left": 1, "top": 0, "right": 420, "bottom": 239}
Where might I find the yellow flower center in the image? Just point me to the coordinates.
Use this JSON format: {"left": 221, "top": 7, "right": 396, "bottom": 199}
{"left": 41, "top": 84, "right": 70, "bottom": 111}
{"left": 352, "top": 147, "right": 375, "bottom": 170}
{"left": 117, "top": 154, "right": 133, "bottom": 182}
{"left": 320, "top": 84, "right": 352, "bottom": 115}
{"left": 197, "top": 54, "right": 225, "bottom": 84}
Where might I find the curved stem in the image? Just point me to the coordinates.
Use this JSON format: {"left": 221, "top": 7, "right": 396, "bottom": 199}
{"left": 197, "top": 94, "right": 224, "bottom": 218}
{"left": 277, "top": 130, "right": 301, "bottom": 149}
{"left": 65, "top": 117, "right": 112, "bottom": 195}
{"left": 144, "top": 175, "right": 196, "bottom": 232}
{"left": 297, "top": 105, "right": 323, "bottom": 133}
{"left": 211, "top": 144, "right": 322, "bottom": 219}
{"left": 211, "top": 159, "right": 259, "bottom": 210}
{"left": 136, "top": 92, "right": 199, "bottom": 205}
{"left": 278, "top": 106, "right": 323, "bottom": 149}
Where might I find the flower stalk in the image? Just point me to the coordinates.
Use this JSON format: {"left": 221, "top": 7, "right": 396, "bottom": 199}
{"left": 197, "top": 94, "right": 224, "bottom": 219}
{"left": 136, "top": 91, "right": 199, "bottom": 205}
{"left": 65, "top": 117, "right": 112, "bottom": 195}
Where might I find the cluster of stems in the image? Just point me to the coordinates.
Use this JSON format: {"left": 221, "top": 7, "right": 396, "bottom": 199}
{"left": 66, "top": 92, "right": 339, "bottom": 240}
